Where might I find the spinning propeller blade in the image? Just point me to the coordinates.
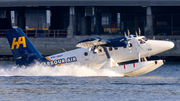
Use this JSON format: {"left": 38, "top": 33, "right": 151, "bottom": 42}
{"left": 135, "top": 31, "right": 138, "bottom": 36}
{"left": 138, "top": 28, "right": 141, "bottom": 36}
{"left": 124, "top": 32, "right": 127, "bottom": 37}
{"left": 127, "top": 29, "right": 130, "bottom": 37}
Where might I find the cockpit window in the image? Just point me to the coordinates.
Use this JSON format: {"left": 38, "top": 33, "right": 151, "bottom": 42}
{"left": 142, "top": 37, "right": 148, "bottom": 41}
{"left": 138, "top": 39, "right": 145, "bottom": 44}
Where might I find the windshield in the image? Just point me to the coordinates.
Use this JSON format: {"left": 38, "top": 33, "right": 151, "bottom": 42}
{"left": 142, "top": 37, "right": 148, "bottom": 41}
{"left": 138, "top": 37, "right": 148, "bottom": 44}
{"left": 138, "top": 38, "right": 146, "bottom": 44}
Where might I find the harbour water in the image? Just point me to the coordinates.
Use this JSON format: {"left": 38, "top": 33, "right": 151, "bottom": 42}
{"left": 0, "top": 61, "right": 180, "bottom": 101}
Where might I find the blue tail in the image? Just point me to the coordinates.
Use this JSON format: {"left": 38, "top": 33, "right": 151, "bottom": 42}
{"left": 5, "top": 28, "right": 45, "bottom": 66}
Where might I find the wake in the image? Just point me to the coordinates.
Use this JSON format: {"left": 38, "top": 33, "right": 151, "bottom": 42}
{"left": 0, "top": 62, "right": 122, "bottom": 77}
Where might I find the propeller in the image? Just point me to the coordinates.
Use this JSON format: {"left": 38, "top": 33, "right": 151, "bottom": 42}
{"left": 124, "top": 31, "right": 132, "bottom": 53}
{"left": 138, "top": 28, "right": 141, "bottom": 36}
{"left": 127, "top": 29, "right": 130, "bottom": 37}
{"left": 127, "top": 35, "right": 135, "bottom": 53}
{"left": 124, "top": 31, "right": 131, "bottom": 41}
{"left": 135, "top": 31, "right": 138, "bottom": 37}
{"left": 124, "top": 32, "right": 128, "bottom": 39}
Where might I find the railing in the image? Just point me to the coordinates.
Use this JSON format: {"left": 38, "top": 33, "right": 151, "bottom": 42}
{"left": 0, "top": 29, "right": 67, "bottom": 38}
{"left": 0, "top": 27, "right": 180, "bottom": 37}
{"left": 90, "top": 28, "right": 122, "bottom": 35}
{"left": 154, "top": 27, "right": 180, "bottom": 36}
{"left": 0, "top": 30, "right": 6, "bottom": 37}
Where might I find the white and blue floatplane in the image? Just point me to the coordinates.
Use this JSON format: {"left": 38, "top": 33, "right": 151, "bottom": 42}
{"left": 5, "top": 28, "right": 174, "bottom": 76}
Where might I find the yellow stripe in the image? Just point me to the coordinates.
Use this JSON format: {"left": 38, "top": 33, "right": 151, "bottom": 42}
{"left": 111, "top": 28, "right": 115, "bottom": 30}
{"left": 103, "top": 28, "right": 121, "bottom": 31}
{"left": 42, "top": 28, "right": 49, "bottom": 30}
{"left": 27, "top": 28, "right": 49, "bottom": 30}
{"left": 45, "top": 57, "right": 52, "bottom": 61}
{"left": 45, "top": 57, "right": 63, "bottom": 66}
{"left": 28, "top": 28, "right": 35, "bottom": 30}
{"left": 57, "top": 63, "right": 63, "bottom": 66}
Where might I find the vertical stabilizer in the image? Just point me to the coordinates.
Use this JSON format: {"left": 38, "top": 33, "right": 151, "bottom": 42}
{"left": 5, "top": 28, "right": 44, "bottom": 66}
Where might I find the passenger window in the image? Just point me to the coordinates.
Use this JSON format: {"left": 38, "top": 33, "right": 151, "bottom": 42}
{"left": 84, "top": 52, "right": 88, "bottom": 56}
{"left": 114, "top": 47, "right": 118, "bottom": 50}
{"left": 123, "top": 46, "right": 127, "bottom": 48}
{"left": 93, "top": 51, "right": 97, "bottom": 54}
{"left": 99, "top": 49, "right": 102, "bottom": 53}
{"left": 109, "top": 47, "right": 112, "bottom": 51}
{"left": 129, "top": 43, "right": 132, "bottom": 47}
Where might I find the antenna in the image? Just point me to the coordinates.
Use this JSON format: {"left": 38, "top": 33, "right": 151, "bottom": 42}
{"left": 62, "top": 48, "right": 66, "bottom": 52}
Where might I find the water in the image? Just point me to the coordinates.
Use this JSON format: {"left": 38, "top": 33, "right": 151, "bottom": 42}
{"left": 0, "top": 61, "right": 180, "bottom": 101}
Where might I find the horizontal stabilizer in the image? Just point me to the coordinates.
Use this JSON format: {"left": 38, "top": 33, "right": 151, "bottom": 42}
{"left": 16, "top": 50, "right": 36, "bottom": 60}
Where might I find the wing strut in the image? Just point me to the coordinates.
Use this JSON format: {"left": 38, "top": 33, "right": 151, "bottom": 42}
{"left": 103, "top": 47, "right": 111, "bottom": 59}
{"left": 100, "top": 47, "right": 118, "bottom": 69}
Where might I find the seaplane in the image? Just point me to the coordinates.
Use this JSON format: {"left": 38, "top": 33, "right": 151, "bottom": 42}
{"left": 5, "top": 28, "right": 174, "bottom": 76}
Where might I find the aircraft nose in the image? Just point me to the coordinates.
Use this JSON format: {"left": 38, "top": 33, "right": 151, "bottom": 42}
{"left": 150, "top": 40, "right": 175, "bottom": 55}
{"left": 161, "top": 41, "right": 175, "bottom": 50}
{"left": 168, "top": 41, "right": 175, "bottom": 49}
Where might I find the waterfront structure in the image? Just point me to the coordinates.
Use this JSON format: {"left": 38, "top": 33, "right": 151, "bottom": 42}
{"left": 0, "top": 0, "right": 179, "bottom": 57}
{"left": 0, "top": 0, "right": 180, "bottom": 37}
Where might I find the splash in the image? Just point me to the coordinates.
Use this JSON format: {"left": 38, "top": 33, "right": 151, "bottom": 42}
{"left": 0, "top": 62, "right": 122, "bottom": 77}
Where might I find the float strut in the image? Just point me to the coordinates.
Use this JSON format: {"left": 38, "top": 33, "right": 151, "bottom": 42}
{"left": 138, "top": 53, "right": 141, "bottom": 62}
{"left": 144, "top": 57, "right": 147, "bottom": 61}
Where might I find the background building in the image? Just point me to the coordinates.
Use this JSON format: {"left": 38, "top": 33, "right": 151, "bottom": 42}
{"left": 0, "top": 0, "right": 179, "bottom": 57}
{"left": 0, "top": 0, "right": 179, "bottom": 37}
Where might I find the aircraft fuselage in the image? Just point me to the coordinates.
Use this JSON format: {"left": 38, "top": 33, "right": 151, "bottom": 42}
{"left": 45, "top": 36, "right": 174, "bottom": 69}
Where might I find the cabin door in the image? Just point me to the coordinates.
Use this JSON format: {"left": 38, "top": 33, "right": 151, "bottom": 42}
{"left": 82, "top": 51, "right": 91, "bottom": 67}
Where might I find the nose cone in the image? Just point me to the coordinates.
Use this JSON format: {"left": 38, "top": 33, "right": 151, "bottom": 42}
{"left": 168, "top": 41, "right": 175, "bottom": 49}
{"left": 150, "top": 40, "right": 175, "bottom": 55}
{"left": 159, "top": 41, "right": 175, "bottom": 50}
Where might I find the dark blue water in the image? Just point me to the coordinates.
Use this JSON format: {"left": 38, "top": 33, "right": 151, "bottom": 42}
{"left": 0, "top": 61, "right": 180, "bottom": 101}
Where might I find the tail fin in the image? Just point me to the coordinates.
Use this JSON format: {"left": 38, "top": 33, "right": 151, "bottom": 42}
{"left": 5, "top": 28, "right": 44, "bottom": 66}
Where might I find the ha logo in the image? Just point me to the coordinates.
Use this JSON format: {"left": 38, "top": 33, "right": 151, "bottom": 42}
{"left": 11, "top": 36, "right": 26, "bottom": 50}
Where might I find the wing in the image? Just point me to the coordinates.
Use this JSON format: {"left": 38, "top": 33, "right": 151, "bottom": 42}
{"left": 76, "top": 37, "right": 110, "bottom": 49}
{"left": 76, "top": 37, "right": 128, "bottom": 49}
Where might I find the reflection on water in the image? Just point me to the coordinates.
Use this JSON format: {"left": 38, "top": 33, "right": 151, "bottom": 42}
{"left": 0, "top": 61, "right": 179, "bottom": 101}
